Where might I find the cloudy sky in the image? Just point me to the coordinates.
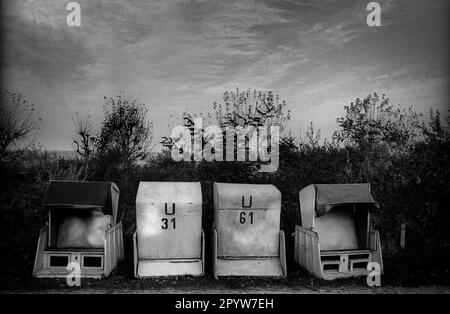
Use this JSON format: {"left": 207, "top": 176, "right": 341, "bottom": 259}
{"left": 1, "top": 0, "right": 449, "bottom": 151}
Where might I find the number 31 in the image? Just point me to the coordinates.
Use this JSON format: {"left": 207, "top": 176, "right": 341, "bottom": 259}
{"left": 162, "top": 218, "right": 176, "bottom": 229}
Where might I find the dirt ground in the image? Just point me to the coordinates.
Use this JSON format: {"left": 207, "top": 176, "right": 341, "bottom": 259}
{"left": 2, "top": 274, "right": 449, "bottom": 294}
{"left": 1, "top": 257, "right": 449, "bottom": 294}
{"left": 4, "top": 285, "right": 449, "bottom": 294}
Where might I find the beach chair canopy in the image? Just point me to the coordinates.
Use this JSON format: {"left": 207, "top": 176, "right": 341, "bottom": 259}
{"left": 313, "top": 184, "right": 379, "bottom": 217}
{"left": 43, "top": 181, "right": 119, "bottom": 218}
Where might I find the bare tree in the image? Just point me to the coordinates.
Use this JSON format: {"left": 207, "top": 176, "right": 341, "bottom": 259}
{"left": 213, "top": 88, "right": 290, "bottom": 130}
{"left": 0, "top": 91, "right": 38, "bottom": 154}
{"left": 73, "top": 111, "right": 96, "bottom": 179}
{"left": 96, "top": 93, "right": 153, "bottom": 166}
{"left": 300, "top": 122, "right": 321, "bottom": 149}
{"left": 73, "top": 111, "right": 96, "bottom": 159}
{"left": 334, "top": 93, "right": 421, "bottom": 150}
{"left": 212, "top": 89, "right": 291, "bottom": 161}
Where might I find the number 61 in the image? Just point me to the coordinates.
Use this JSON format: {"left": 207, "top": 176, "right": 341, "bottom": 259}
{"left": 239, "top": 212, "right": 254, "bottom": 224}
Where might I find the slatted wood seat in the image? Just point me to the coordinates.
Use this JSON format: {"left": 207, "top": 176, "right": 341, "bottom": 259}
{"left": 45, "top": 248, "right": 104, "bottom": 253}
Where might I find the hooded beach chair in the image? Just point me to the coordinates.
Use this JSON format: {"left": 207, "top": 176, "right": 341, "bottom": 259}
{"left": 33, "top": 180, "right": 124, "bottom": 278}
{"left": 134, "top": 182, "right": 205, "bottom": 277}
{"left": 212, "top": 183, "right": 287, "bottom": 278}
{"left": 294, "top": 184, "right": 383, "bottom": 280}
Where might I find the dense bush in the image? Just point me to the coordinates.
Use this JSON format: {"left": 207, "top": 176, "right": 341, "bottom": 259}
{"left": 0, "top": 149, "right": 85, "bottom": 280}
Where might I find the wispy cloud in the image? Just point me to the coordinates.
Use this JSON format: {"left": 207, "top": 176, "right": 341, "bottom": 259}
{"left": 1, "top": 0, "right": 448, "bottom": 150}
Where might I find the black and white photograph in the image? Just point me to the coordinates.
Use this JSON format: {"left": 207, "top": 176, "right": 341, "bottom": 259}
{"left": 0, "top": 0, "right": 449, "bottom": 303}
